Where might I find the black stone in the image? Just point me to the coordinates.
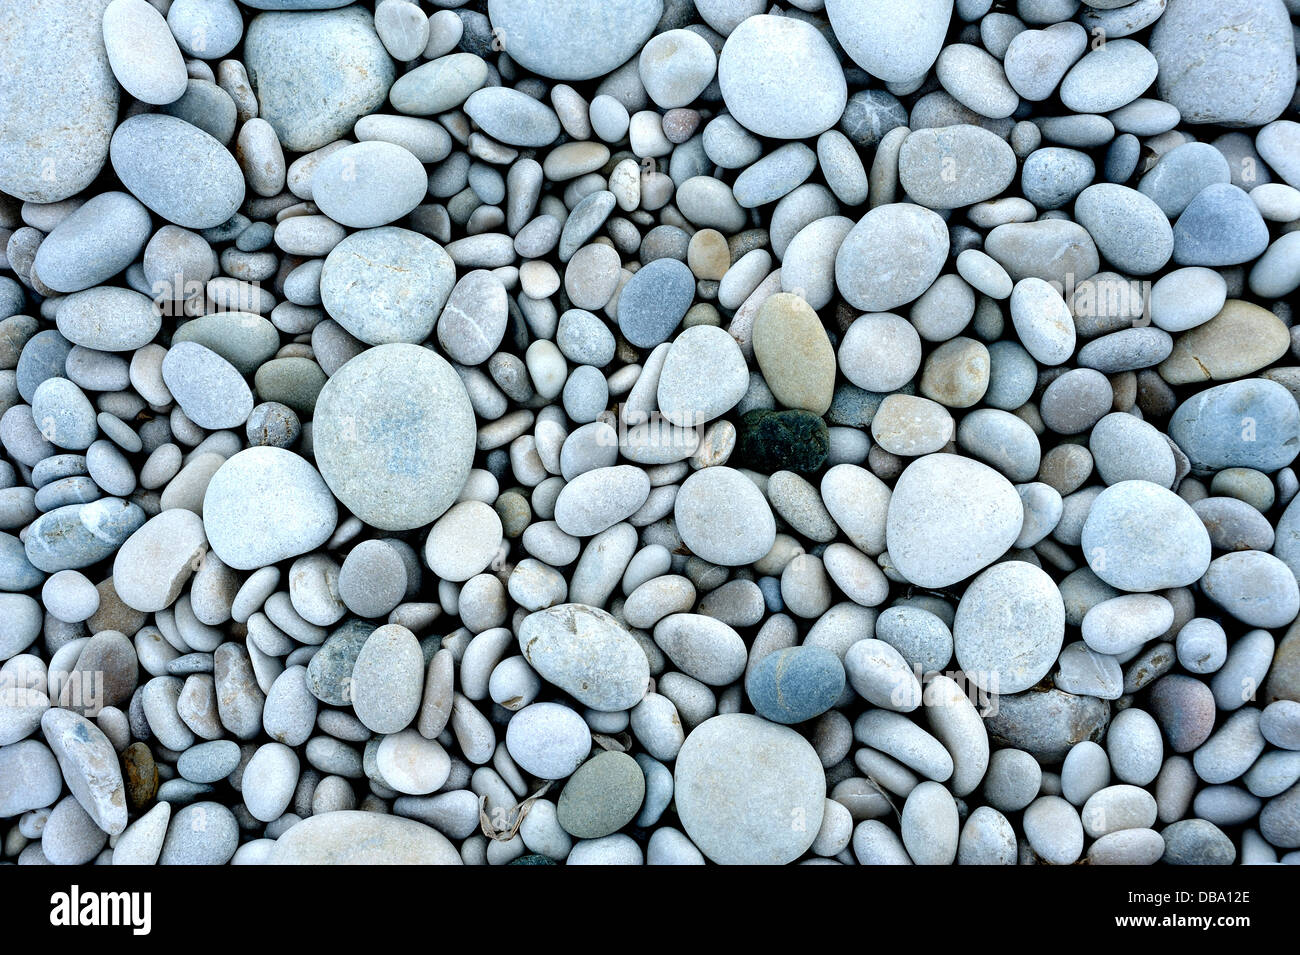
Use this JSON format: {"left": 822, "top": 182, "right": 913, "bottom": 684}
{"left": 735, "top": 409, "right": 830, "bottom": 474}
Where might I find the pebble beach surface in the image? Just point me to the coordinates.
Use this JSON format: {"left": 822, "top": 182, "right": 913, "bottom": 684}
{"left": 1, "top": 0, "right": 1300, "bottom": 868}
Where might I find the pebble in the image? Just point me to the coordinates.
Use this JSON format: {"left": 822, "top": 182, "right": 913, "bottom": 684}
{"left": 674, "top": 714, "right": 824, "bottom": 864}
{"left": 0, "top": 0, "right": 119, "bottom": 204}
{"left": 110, "top": 114, "right": 244, "bottom": 229}
{"left": 269, "top": 810, "right": 460, "bottom": 865}
{"left": 885, "top": 454, "right": 1023, "bottom": 588}
{"left": 954, "top": 561, "right": 1064, "bottom": 694}
{"left": 557, "top": 751, "right": 644, "bottom": 839}
{"left": 321, "top": 227, "right": 455, "bottom": 346}
{"left": 1080, "top": 481, "right": 1212, "bottom": 592}
{"left": 746, "top": 646, "right": 846, "bottom": 725}
{"left": 675, "top": 467, "right": 775, "bottom": 567}
{"left": 518, "top": 604, "right": 649, "bottom": 711}
{"left": 718, "top": 16, "right": 846, "bottom": 140}
{"left": 836, "top": 204, "right": 949, "bottom": 312}
{"left": 827, "top": 0, "right": 951, "bottom": 83}
{"left": 202, "top": 448, "right": 337, "bottom": 570}
{"left": 1150, "top": 0, "right": 1294, "bottom": 127}
{"left": 314, "top": 344, "right": 475, "bottom": 531}
{"left": 244, "top": 7, "right": 394, "bottom": 152}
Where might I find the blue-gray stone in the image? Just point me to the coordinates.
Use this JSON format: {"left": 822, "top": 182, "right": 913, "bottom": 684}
{"left": 463, "top": 87, "right": 562, "bottom": 148}
{"left": 558, "top": 190, "right": 617, "bottom": 262}
{"left": 1080, "top": 480, "right": 1211, "bottom": 592}
{"left": 733, "top": 143, "right": 817, "bottom": 209}
{"left": 0, "top": 531, "right": 45, "bottom": 592}
{"left": 1169, "top": 378, "right": 1300, "bottom": 476}
{"left": 16, "top": 330, "right": 73, "bottom": 404}
{"left": 486, "top": 0, "right": 662, "bottom": 81}
{"left": 0, "top": 0, "right": 119, "bottom": 203}
{"left": 1074, "top": 184, "right": 1173, "bottom": 276}
{"left": 162, "top": 79, "right": 239, "bottom": 144}
{"left": 617, "top": 258, "right": 695, "bottom": 349}
{"left": 161, "top": 341, "right": 254, "bottom": 430}
{"left": 320, "top": 227, "right": 456, "bottom": 345}
{"left": 1138, "top": 142, "right": 1231, "bottom": 218}
{"left": 24, "top": 498, "right": 146, "bottom": 573}
{"left": 313, "top": 344, "right": 475, "bottom": 532}
{"left": 306, "top": 619, "right": 375, "bottom": 706}
{"left": 1021, "top": 148, "right": 1095, "bottom": 210}
{"left": 1105, "top": 134, "right": 1140, "bottom": 184}
{"left": 1150, "top": 0, "right": 1295, "bottom": 128}
{"left": 202, "top": 447, "right": 338, "bottom": 570}
{"left": 55, "top": 287, "right": 161, "bottom": 354}
{"left": 31, "top": 192, "right": 152, "bottom": 294}
{"left": 158, "top": 801, "right": 239, "bottom": 864}
{"left": 176, "top": 740, "right": 242, "bottom": 784}
{"left": 30, "top": 377, "right": 97, "bottom": 451}
{"left": 110, "top": 114, "right": 244, "bottom": 229}
{"left": 310, "top": 141, "right": 427, "bottom": 229}
{"left": 389, "top": 53, "right": 489, "bottom": 116}
{"left": 745, "top": 645, "right": 846, "bottom": 725}
{"left": 1161, "top": 818, "right": 1236, "bottom": 865}
{"left": 1172, "top": 183, "right": 1270, "bottom": 267}
{"left": 244, "top": 6, "right": 395, "bottom": 152}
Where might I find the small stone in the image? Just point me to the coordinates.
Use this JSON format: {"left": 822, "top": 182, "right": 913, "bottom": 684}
{"left": 202, "top": 447, "right": 337, "bottom": 570}
{"left": 321, "top": 227, "right": 456, "bottom": 346}
{"left": 836, "top": 204, "right": 949, "bottom": 312}
{"left": 746, "top": 646, "right": 846, "bottom": 725}
{"left": 557, "top": 751, "right": 645, "bottom": 838}
{"left": 675, "top": 466, "right": 776, "bottom": 566}
{"left": 717, "top": 15, "right": 846, "bottom": 140}
{"left": 954, "top": 561, "right": 1065, "bottom": 694}
{"left": 674, "top": 713, "right": 825, "bottom": 865}
{"left": 313, "top": 344, "right": 476, "bottom": 532}
{"left": 886, "top": 453, "right": 1023, "bottom": 588}
{"left": 350, "top": 624, "right": 424, "bottom": 734}
{"left": 517, "top": 604, "right": 650, "bottom": 712}
{"left": 269, "top": 810, "right": 461, "bottom": 864}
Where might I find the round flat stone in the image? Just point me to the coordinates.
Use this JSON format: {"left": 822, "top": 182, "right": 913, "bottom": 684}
{"left": 899, "top": 125, "right": 1017, "bottom": 210}
{"left": 836, "top": 204, "right": 949, "bottom": 312}
{"left": 826, "top": 0, "right": 951, "bottom": 83}
{"left": 350, "top": 623, "right": 423, "bottom": 734}
{"left": 718, "top": 15, "right": 847, "bottom": 140}
{"left": 244, "top": 6, "right": 395, "bottom": 152}
{"left": 746, "top": 646, "right": 846, "bottom": 725}
{"left": 31, "top": 192, "right": 152, "bottom": 294}
{"left": 617, "top": 258, "right": 695, "bottom": 349}
{"left": 954, "top": 561, "right": 1065, "bottom": 694}
{"left": 321, "top": 227, "right": 456, "bottom": 345}
{"left": 518, "top": 604, "right": 649, "bottom": 711}
{"left": 0, "top": 0, "right": 119, "bottom": 203}
{"left": 112, "top": 509, "right": 207, "bottom": 613}
{"left": 269, "top": 810, "right": 462, "bottom": 864}
{"left": 1169, "top": 378, "right": 1300, "bottom": 476}
{"left": 675, "top": 467, "right": 776, "bottom": 567}
{"left": 485, "top": 0, "right": 662, "bottom": 81}
{"left": 885, "top": 453, "right": 1024, "bottom": 588}
{"left": 1150, "top": 0, "right": 1295, "bottom": 127}
{"left": 311, "top": 141, "right": 427, "bottom": 229}
{"left": 202, "top": 447, "right": 338, "bottom": 570}
{"left": 557, "top": 751, "right": 645, "bottom": 839}
{"left": 1080, "top": 480, "right": 1212, "bottom": 592}
{"left": 674, "top": 713, "right": 825, "bottom": 865}
{"left": 313, "top": 344, "right": 476, "bottom": 532}
{"left": 109, "top": 114, "right": 244, "bottom": 229}
{"left": 161, "top": 342, "right": 253, "bottom": 430}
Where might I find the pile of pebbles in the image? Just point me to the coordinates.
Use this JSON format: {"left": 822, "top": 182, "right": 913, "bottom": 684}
{"left": 2, "top": 0, "right": 1300, "bottom": 867}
